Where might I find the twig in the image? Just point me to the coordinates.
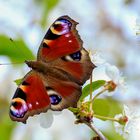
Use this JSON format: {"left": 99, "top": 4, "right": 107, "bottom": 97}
{"left": 94, "top": 114, "right": 119, "bottom": 122}
{"left": 89, "top": 74, "right": 93, "bottom": 114}
{"left": 84, "top": 121, "right": 107, "bottom": 140}
{"left": 92, "top": 88, "right": 107, "bottom": 103}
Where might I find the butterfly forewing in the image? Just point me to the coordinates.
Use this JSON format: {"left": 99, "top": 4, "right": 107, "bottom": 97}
{"left": 37, "top": 16, "right": 82, "bottom": 62}
{"left": 37, "top": 15, "right": 95, "bottom": 84}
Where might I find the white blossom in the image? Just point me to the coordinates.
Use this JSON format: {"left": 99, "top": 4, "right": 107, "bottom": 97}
{"left": 90, "top": 51, "right": 106, "bottom": 66}
{"left": 114, "top": 105, "right": 140, "bottom": 138}
{"left": 105, "top": 63, "right": 126, "bottom": 95}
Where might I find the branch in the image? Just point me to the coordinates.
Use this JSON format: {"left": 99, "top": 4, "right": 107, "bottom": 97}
{"left": 92, "top": 88, "right": 107, "bottom": 103}
{"left": 84, "top": 121, "right": 107, "bottom": 140}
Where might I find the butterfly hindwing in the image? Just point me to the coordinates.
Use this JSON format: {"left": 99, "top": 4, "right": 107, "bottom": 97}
{"left": 10, "top": 71, "right": 82, "bottom": 123}
{"left": 10, "top": 71, "right": 51, "bottom": 123}
{"left": 42, "top": 75, "right": 82, "bottom": 111}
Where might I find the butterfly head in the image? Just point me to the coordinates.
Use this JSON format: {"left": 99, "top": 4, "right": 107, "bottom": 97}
{"left": 50, "top": 17, "right": 72, "bottom": 35}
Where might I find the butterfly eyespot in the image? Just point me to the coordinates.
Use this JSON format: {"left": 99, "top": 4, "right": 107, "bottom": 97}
{"left": 70, "top": 51, "right": 81, "bottom": 61}
{"left": 49, "top": 94, "right": 62, "bottom": 105}
{"left": 51, "top": 19, "right": 72, "bottom": 35}
{"left": 53, "top": 24, "right": 63, "bottom": 31}
{"left": 61, "top": 51, "right": 81, "bottom": 62}
{"left": 46, "top": 88, "right": 62, "bottom": 105}
{"left": 10, "top": 98, "right": 28, "bottom": 118}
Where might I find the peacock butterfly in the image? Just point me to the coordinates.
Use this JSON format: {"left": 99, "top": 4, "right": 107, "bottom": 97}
{"left": 9, "top": 15, "right": 95, "bottom": 123}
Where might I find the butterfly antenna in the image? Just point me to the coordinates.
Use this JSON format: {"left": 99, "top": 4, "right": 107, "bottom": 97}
{"left": 0, "top": 62, "right": 24, "bottom": 66}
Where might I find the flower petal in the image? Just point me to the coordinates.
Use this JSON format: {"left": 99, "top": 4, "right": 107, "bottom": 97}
{"left": 39, "top": 110, "right": 54, "bottom": 129}
{"left": 105, "top": 63, "right": 120, "bottom": 83}
{"left": 53, "top": 111, "right": 61, "bottom": 115}
{"left": 90, "top": 52, "right": 106, "bottom": 66}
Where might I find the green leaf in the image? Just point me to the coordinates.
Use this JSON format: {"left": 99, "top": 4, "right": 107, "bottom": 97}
{"left": 0, "top": 115, "right": 16, "bottom": 140}
{"left": 0, "top": 98, "right": 16, "bottom": 140}
{"left": 92, "top": 98, "right": 123, "bottom": 121}
{"left": 93, "top": 98, "right": 110, "bottom": 118}
{"left": 80, "top": 80, "right": 106, "bottom": 101}
{"left": 45, "top": 0, "right": 59, "bottom": 11}
{"left": 107, "top": 98, "right": 123, "bottom": 117}
{"left": 0, "top": 35, "right": 35, "bottom": 63}
{"left": 14, "top": 78, "right": 23, "bottom": 86}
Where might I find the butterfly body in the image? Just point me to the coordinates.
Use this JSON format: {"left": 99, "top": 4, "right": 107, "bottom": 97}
{"left": 10, "top": 15, "right": 95, "bottom": 123}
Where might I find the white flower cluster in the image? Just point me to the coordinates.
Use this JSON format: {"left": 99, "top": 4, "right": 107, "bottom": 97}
{"left": 91, "top": 52, "right": 126, "bottom": 95}
{"left": 114, "top": 105, "right": 140, "bottom": 139}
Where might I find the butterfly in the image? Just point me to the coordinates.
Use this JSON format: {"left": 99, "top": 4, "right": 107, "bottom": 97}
{"left": 9, "top": 15, "right": 95, "bottom": 123}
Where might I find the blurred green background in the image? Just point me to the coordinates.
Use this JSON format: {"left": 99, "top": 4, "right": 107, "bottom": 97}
{"left": 0, "top": 0, "right": 139, "bottom": 140}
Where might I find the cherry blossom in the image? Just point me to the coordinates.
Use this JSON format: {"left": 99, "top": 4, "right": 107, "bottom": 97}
{"left": 104, "top": 63, "right": 126, "bottom": 95}
{"left": 90, "top": 51, "right": 106, "bottom": 66}
{"left": 114, "top": 105, "right": 140, "bottom": 138}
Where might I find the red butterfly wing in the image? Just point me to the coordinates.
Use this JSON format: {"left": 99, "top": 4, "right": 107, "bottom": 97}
{"left": 9, "top": 71, "right": 50, "bottom": 123}
{"left": 43, "top": 75, "right": 82, "bottom": 111}
{"left": 10, "top": 71, "right": 81, "bottom": 122}
{"left": 51, "top": 48, "right": 94, "bottom": 84}
{"left": 37, "top": 15, "right": 82, "bottom": 61}
{"left": 37, "top": 15, "right": 95, "bottom": 84}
